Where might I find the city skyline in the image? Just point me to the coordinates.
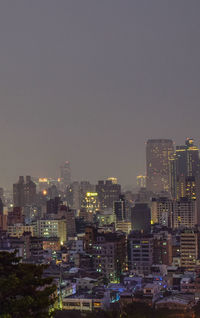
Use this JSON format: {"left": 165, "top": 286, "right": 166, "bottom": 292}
{"left": 4, "top": 136, "right": 199, "bottom": 191}
{"left": 2, "top": 136, "right": 200, "bottom": 190}
{"left": 2, "top": 2, "right": 200, "bottom": 317}
{"left": 1, "top": 1, "right": 200, "bottom": 188}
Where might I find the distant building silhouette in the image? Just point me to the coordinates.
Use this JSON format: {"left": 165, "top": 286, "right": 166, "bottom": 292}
{"left": 46, "top": 196, "right": 61, "bottom": 214}
{"left": 60, "top": 161, "right": 71, "bottom": 187}
{"left": 24, "top": 176, "right": 36, "bottom": 205}
{"left": 7, "top": 207, "right": 23, "bottom": 226}
{"left": 13, "top": 176, "right": 36, "bottom": 207}
{"left": 13, "top": 176, "right": 25, "bottom": 207}
{"left": 146, "top": 139, "right": 174, "bottom": 193}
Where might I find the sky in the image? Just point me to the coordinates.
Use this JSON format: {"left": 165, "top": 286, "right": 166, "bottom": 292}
{"left": 0, "top": 0, "right": 200, "bottom": 189}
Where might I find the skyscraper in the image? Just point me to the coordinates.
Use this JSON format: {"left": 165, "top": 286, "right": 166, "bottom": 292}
{"left": 170, "top": 138, "right": 200, "bottom": 199}
{"left": 60, "top": 161, "right": 71, "bottom": 187}
{"left": 151, "top": 197, "right": 173, "bottom": 228}
{"left": 173, "top": 197, "right": 197, "bottom": 229}
{"left": 13, "top": 176, "right": 36, "bottom": 207}
{"left": 146, "top": 139, "right": 174, "bottom": 193}
{"left": 24, "top": 176, "right": 36, "bottom": 205}
{"left": 96, "top": 179, "right": 121, "bottom": 210}
{"left": 71, "top": 181, "right": 80, "bottom": 210}
{"left": 114, "top": 195, "right": 126, "bottom": 222}
{"left": 169, "top": 138, "right": 200, "bottom": 225}
{"left": 180, "top": 229, "right": 198, "bottom": 271}
{"left": 13, "top": 176, "right": 25, "bottom": 207}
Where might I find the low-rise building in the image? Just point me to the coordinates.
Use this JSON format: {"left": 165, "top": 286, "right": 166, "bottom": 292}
{"left": 62, "top": 288, "right": 110, "bottom": 312}
{"left": 155, "top": 294, "right": 195, "bottom": 312}
{"left": 76, "top": 277, "right": 98, "bottom": 291}
{"left": 42, "top": 237, "right": 60, "bottom": 251}
{"left": 7, "top": 223, "right": 34, "bottom": 238}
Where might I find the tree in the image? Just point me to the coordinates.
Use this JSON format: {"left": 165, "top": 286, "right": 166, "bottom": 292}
{"left": 0, "top": 251, "right": 57, "bottom": 318}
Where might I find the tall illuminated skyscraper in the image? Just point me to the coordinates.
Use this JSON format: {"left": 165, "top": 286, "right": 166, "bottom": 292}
{"left": 146, "top": 139, "right": 174, "bottom": 193}
{"left": 170, "top": 138, "right": 200, "bottom": 199}
{"left": 60, "top": 161, "right": 71, "bottom": 187}
{"left": 169, "top": 138, "right": 200, "bottom": 225}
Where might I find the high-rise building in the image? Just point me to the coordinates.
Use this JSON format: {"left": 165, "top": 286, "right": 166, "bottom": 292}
{"left": 107, "top": 177, "right": 118, "bottom": 184}
{"left": 58, "top": 205, "right": 76, "bottom": 239}
{"left": 60, "top": 161, "right": 71, "bottom": 187}
{"left": 185, "top": 176, "right": 196, "bottom": 200}
{"left": 13, "top": 176, "right": 25, "bottom": 207}
{"left": 83, "top": 192, "right": 99, "bottom": 214}
{"left": 13, "top": 176, "right": 36, "bottom": 207}
{"left": 0, "top": 198, "right": 7, "bottom": 231}
{"left": 0, "top": 188, "right": 4, "bottom": 202}
{"left": 170, "top": 139, "right": 200, "bottom": 225}
{"left": 48, "top": 185, "right": 59, "bottom": 199}
{"left": 153, "top": 231, "right": 172, "bottom": 265}
{"left": 114, "top": 195, "right": 126, "bottom": 222}
{"left": 136, "top": 175, "right": 146, "bottom": 188}
{"left": 0, "top": 198, "right": 3, "bottom": 215}
{"left": 170, "top": 138, "right": 200, "bottom": 199}
{"left": 96, "top": 179, "right": 121, "bottom": 210}
{"left": 93, "top": 231, "right": 126, "bottom": 282}
{"left": 65, "top": 182, "right": 80, "bottom": 210}
{"left": 80, "top": 181, "right": 95, "bottom": 208}
{"left": 84, "top": 225, "right": 97, "bottom": 253}
{"left": 71, "top": 181, "right": 80, "bottom": 210}
{"left": 24, "top": 176, "right": 36, "bottom": 205}
{"left": 151, "top": 197, "right": 173, "bottom": 228}
{"left": 131, "top": 203, "right": 151, "bottom": 232}
{"left": 7, "top": 207, "right": 23, "bottom": 226}
{"left": 116, "top": 221, "right": 132, "bottom": 234}
{"left": 128, "top": 232, "right": 154, "bottom": 275}
{"left": 180, "top": 230, "right": 198, "bottom": 271}
{"left": 173, "top": 197, "right": 197, "bottom": 229}
{"left": 146, "top": 139, "right": 174, "bottom": 193}
{"left": 46, "top": 196, "right": 61, "bottom": 214}
{"left": 174, "top": 176, "right": 197, "bottom": 201}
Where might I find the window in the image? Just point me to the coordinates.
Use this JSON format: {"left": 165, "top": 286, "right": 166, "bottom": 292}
{"left": 83, "top": 303, "right": 90, "bottom": 307}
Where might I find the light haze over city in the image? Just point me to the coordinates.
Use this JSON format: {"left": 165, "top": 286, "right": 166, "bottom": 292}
{"left": 0, "top": 1, "right": 200, "bottom": 188}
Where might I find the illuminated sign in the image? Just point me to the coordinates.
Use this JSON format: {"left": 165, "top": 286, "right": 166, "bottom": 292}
{"left": 86, "top": 192, "right": 98, "bottom": 197}
{"left": 39, "top": 178, "right": 48, "bottom": 183}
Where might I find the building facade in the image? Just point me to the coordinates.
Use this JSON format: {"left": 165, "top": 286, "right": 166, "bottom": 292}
{"left": 128, "top": 232, "right": 154, "bottom": 275}
{"left": 146, "top": 139, "right": 174, "bottom": 193}
{"left": 96, "top": 180, "right": 121, "bottom": 210}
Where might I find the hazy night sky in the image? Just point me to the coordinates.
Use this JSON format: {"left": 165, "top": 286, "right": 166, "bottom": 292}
{"left": 0, "top": 1, "right": 200, "bottom": 189}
